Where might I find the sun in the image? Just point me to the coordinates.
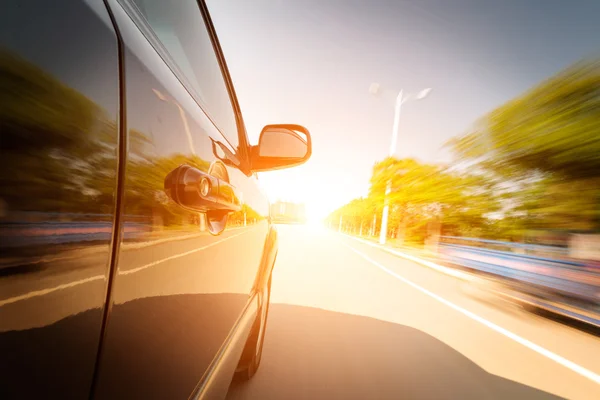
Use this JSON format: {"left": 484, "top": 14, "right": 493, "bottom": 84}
{"left": 304, "top": 203, "right": 329, "bottom": 227}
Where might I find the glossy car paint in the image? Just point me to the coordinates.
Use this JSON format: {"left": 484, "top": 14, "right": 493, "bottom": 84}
{"left": 93, "top": 1, "right": 272, "bottom": 398}
{"left": 1, "top": 0, "right": 277, "bottom": 399}
{"left": 0, "top": 0, "right": 120, "bottom": 398}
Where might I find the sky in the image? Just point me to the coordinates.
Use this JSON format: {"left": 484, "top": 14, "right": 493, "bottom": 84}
{"left": 206, "top": 0, "right": 600, "bottom": 221}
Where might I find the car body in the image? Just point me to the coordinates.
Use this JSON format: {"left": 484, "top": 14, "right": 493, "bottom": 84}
{"left": 0, "top": 1, "right": 310, "bottom": 399}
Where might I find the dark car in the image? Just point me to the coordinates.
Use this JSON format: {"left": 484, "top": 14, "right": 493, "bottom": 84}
{"left": 0, "top": 0, "right": 310, "bottom": 399}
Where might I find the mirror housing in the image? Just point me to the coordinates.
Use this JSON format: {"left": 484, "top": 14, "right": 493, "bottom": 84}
{"left": 249, "top": 124, "right": 311, "bottom": 172}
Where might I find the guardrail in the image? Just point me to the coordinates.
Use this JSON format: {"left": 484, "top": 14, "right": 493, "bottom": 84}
{"left": 440, "top": 235, "right": 569, "bottom": 256}
{"left": 0, "top": 220, "right": 149, "bottom": 247}
{"left": 437, "top": 237, "right": 600, "bottom": 305}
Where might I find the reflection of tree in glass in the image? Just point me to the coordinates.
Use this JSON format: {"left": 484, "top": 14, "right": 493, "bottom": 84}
{"left": 228, "top": 204, "right": 263, "bottom": 226}
{"left": 0, "top": 49, "right": 254, "bottom": 240}
{"left": 125, "top": 151, "right": 211, "bottom": 228}
{"left": 0, "top": 49, "right": 118, "bottom": 217}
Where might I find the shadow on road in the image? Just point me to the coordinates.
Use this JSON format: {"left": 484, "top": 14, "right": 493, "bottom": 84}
{"left": 227, "top": 304, "right": 562, "bottom": 400}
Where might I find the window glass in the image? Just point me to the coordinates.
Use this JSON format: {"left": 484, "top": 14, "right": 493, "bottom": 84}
{"left": 132, "top": 0, "right": 239, "bottom": 146}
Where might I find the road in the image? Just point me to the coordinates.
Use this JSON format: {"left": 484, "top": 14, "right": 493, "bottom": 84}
{"left": 227, "top": 224, "right": 600, "bottom": 400}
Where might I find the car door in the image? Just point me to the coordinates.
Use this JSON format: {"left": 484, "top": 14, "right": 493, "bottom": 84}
{"left": 92, "top": 0, "right": 271, "bottom": 399}
{"left": 0, "top": 1, "right": 120, "bottom": 398}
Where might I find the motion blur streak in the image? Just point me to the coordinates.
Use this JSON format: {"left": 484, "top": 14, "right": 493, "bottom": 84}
{"left": 0, "top": 227, "right": 255, "bottom": 309}
{"left": 348, "top": 234, "right": 473, "bottom": 280}
{"left": 342, "top": 241, "right": 600, "bottom": 385}
{"left": 0, "top": 275, "right": 105, "bottom": 307}
{"left": 227, "top": 225, "right": 600, "bottom": 399}
{"left": 118, "top": 228, "right": 252, "bottom": 275}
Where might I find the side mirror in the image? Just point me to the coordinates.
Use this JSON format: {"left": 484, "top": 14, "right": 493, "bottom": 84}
{"left": 250, "top": 124, "right": 311, "bottom": 172}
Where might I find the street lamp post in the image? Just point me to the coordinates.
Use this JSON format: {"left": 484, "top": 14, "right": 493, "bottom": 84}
{"left": 370, "top": 84, "right": 431, "bottom": 245}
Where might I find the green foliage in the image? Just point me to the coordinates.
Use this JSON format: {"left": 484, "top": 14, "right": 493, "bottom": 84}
{"left": 228, "top": 204, "right": 263, "bottom": 226}
{"left": 0, "top": 49, "right": 252, "bottom": 232}
{"left": 330, "top": 59, "right": 600, "bottom": 241}
{"left": 450, "top": 57, "right": 600, "bottom": 233}
{"left": 451, "top": 58, "right": 600, "bottom": 181}
{"left": 125, "top": 152, "right": 211, "bottom": 225}
{"left": 0, "top": 50, "right": 105, "bottom": 152}
{"left": 0, "top": 49, "right": 118, "bottom": 214}
{"left": 328, "top": 157, "right": 501, "bottom": 242}
{"left": 512, "top": 177, "right": 600, "bottom": 231}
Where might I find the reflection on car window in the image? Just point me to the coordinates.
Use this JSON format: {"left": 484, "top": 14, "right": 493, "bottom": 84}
{"left": 131, "top": 0, "right": 239, "bottom": 146}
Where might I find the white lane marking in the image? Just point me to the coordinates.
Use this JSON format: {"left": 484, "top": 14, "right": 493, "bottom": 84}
{"left": 0, "top": 275, "right": 105, "bottom": 307}
{"left": 122, "top": 232, "right": 207, "bottom": 250}
{"left": 0, "top": 228, "right": 253, "bottom": 306}
{"left": 118, "top": 229, "right": 249, "bottom": 275}
{"left": 341, "top": 241, "right": 600, "bottom": 385}
{"left": 122, "top": 224, "right": 251, "bottom": 250}
{"left": 8, "top": 225, "right": 254, "bottom": 266}
{"left": 345, "top": 234, "right": 473, "bottom": 281}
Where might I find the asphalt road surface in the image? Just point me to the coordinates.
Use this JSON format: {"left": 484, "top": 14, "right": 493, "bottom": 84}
{"left": 227, "top": 224, "right": 600, "bottom": 400}
{"left": 3, "top": 223, "right": 600, "bottom": 399}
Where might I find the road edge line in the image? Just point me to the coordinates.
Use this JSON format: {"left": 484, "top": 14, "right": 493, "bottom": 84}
{"left": 341, "top": 241, "right": 600, "bottom": 386}
{"left": 0, "top": 228, "right": 255, "bottom": 306}
{"left": 343, "top": 234, "right": 474, "bottom": 281}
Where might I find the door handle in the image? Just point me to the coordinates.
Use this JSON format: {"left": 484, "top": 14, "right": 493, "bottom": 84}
{"left": 164, "top": 164, "right": 241, "bottom": 213}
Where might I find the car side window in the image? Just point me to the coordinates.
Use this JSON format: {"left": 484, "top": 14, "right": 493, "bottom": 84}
{"left": 131, "top": 0, "right": 239, "bottom": 147}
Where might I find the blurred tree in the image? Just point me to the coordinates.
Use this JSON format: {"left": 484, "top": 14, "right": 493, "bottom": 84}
{"left": 331, "top": 59, "right": 600, "bottom": 240}
{"left": 450, "top": 57, "right": 600, "bottom": 232}
{"left": 125, "top": 152, "right": 211, "bottom": 226}
{"left": 0, "top": 49, "right": 118, "bottom": 216}
{"left": 228, "top": 204, "right": 263, "bottom": 226}
{"left": 373, "top": 158, "right": 500, "bottom": 240}
{"left": 450, "top": 58, "right": 600, "bottom": 180}
{"left": 513, "top": 177, "right": 600, "bottom": 232}
{"left": 328, "top": 157, "right": 501, "bottom": 243}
